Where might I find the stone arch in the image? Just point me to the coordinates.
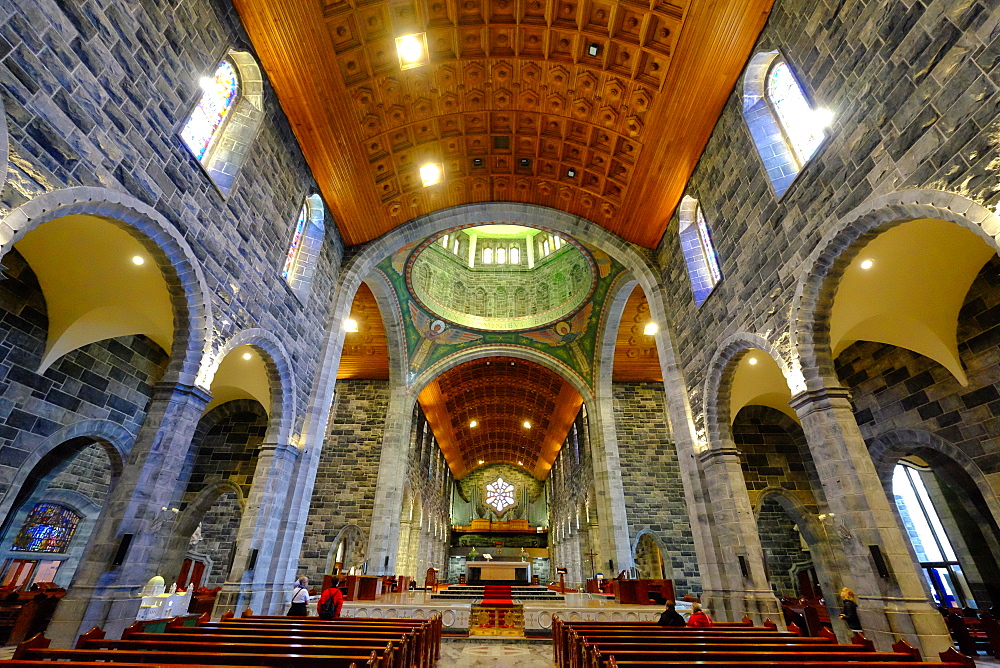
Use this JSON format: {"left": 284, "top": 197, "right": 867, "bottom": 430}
{"left": 363, "top": 273, "right": 408, "bottom": 388}
{"left": 1, "top": 187, "right": 214, "bottom": 388}
{"left": 631, "top": 529, "right": 673, "bottom": 580}
{"left": 0, "top": 91, "right": 7, "bottom": 193}
{"left": 753, "top": 487, "right": 824, "bottom": 553}
{"left": 869, "top": 428, "right": 1000, "bottom": 528}
{"left": 0, "top": 420, "right": 130, "bottom": 531}
{"left": 202, "top": 328, "right": 299, "bottom": 444}
{"left": 704, "top": 332, "right": 796, "bottom": 450}
{"left": 326, "top": 524, "right": 367, "bottom": 574}
{"left": 790, "top": 189, "right": 1000, "bottom": 393}
{"left": 284, "top": 194, "right": 326, "bottom": 301}
{"left": 174, "top": 479, "right": 247, "bottom": 540}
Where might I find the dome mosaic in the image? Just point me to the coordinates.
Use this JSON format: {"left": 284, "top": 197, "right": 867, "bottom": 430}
{"left": 406, "top": 225, "right": 596, "bottom": 332}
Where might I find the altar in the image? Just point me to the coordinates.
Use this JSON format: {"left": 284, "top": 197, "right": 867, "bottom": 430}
{"left": 466, "top": 561, "right": 531, "bottom": 584}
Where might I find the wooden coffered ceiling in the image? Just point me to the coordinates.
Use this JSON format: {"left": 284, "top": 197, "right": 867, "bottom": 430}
{"left": 418, "top": 356, "right": 583, "bottom": 479}
{"left": 233, "top": 0, "right": 773, "bottom": 248}
{"left": 612, "top": 285, "right": 661, "bottom": 382}
{"left": 337, "top": 282, "right": 391, "bottom": 379}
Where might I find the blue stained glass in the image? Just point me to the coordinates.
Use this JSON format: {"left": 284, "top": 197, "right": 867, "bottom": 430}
{"left": 767, "top": 61, "right": 825, "bottom": 165}
{"left": 181, "top": 60, "right": 239, "bottom": 162}
{"left": 12, "top": 503, "right": 80, "bottom": 553}
{"left": 282, "top": 203, "right": 309, "bottom": 281}
{"left": 696, "top": 206, "right": 722, "bottom": 285}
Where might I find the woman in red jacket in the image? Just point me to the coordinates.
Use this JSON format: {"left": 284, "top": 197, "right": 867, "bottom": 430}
{"left": 318, "top": 580, "right": 344, "bottom": 620}
{"left": 686, "top": 602, "right": 714, "bottom": 628}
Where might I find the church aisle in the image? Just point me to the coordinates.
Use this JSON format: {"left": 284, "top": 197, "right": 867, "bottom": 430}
{"left": 439, "top": 638, "right": 554, "bottom": 667}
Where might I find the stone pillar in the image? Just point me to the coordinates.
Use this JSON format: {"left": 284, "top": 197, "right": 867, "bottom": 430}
{"left": 366, "top": 386, "right": 411, "bottom": 575}
{"left": 590, "top": 397, "right": 634, "bottom": 576}
{"left": 47, "top": 382, "right": 211, "bottom": 645}
{"left": 697, "top": 447, "right": 782, "bottom": 624}
{"left": 214, "top": 442, "right": 301, "bottom": 617}
{"left": 790, "top": 387, "right": 951, "bottom": 654}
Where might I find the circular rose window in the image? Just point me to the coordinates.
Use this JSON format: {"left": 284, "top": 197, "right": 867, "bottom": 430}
{"left": 406, "top": 225, "right": 596, "bottom": 332}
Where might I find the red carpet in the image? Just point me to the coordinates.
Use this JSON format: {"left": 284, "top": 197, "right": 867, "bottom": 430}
{"left": 481, "top": 585, "right": 514, "bottom": 606}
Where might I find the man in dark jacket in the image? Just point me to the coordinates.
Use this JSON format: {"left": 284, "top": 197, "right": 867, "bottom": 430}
{"left": 657, "top": 600, "right": 686, "bottom": 626}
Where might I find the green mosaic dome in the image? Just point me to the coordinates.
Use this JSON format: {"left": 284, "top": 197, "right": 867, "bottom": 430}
{"left": 407, "top": 225, "right": 596, "bottom": 332}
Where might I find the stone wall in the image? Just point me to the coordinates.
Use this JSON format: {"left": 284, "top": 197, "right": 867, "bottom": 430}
{"left": 298, "top": 380, "right": 389, "bottom": 579}
{"left": 757, "top": 497, "right": 809, "bottom": 598}
{"left": 0, "top": 250, "right": 168, "bottom": 490}
{"left": 613, "top": 382, "right": 699, "bottom": 594}
{"left": 194, "top": 489, "right": 242, "bottom": 589}
{"left": 184, "top": 400, "right": 268, "bottom": 503}
{"left": 733, "top": 406, "right": 820, "bottom": 510}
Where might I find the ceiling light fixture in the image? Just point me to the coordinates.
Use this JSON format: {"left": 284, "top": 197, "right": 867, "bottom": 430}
{"left": 523, "top": 421, "right": 531, "bottom": 429}
{"left": 132, "top": 255, "right": 145, "bottom": 265}
{"left": 860, "top": 259, "right": 874, "bottom": 270}
{"left": 566, "top": 168, "right": 576, "bottom": 178}
{"left": 472, "top": 157, "right": 484, "bottom": 168}
{"left": 643, "top": 322, "right": 658, "bottom": 336}
{"left": 470, "top": 420, "right": 478, "bottom": 428}
{"left": 748, "top": 357, "right": 758, "bottom": 365}
{"left": 519, "top": 158, "right": 531, "bottom": 167}
{"left": 395, "top": 33, "right": 428, "bottom": 70}
{"left": 242, "top": 352, "right": 253, "bottom": 360}
{"left": 518, "top": 461, "right": 523, "bottom": 466}
{"left": 587, "top": 43, "right": 600, "bottom": 57}
{"left": 420, "top": 162, "right": 443, "bottom": 187}
{"left": 478, "top": 459, "right": 484, "bottom": 464}
{"left": 344, "top": 318, "right": 359, "bottom": 332}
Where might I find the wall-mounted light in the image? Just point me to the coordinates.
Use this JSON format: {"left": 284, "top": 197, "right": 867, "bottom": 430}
{"left": 344, "top": 318, "right": 359, "bottom": 332}
{"left": 420, "top": 162, "right": 443, "bottom": 187}
{"left": 395, "top": 33, "right": 428, "bottom": 70}
{"left": 643, "top": 322, "right": 658, "bottom": 336}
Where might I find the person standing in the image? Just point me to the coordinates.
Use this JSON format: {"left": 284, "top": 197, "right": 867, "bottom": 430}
{"left": 686, "top": 602, "right": 714, "bottom": 628}
{"left": 318, "top": 579, "right": 345, "bottom": 620}
{"left": 839, "top": 587, "right": 862, "bottom": 630}
{"left": 287, "top": 576, "right": 310, "bottom": 616}
{"left": 657, "top": 600, "right": 686, "bottom": 626}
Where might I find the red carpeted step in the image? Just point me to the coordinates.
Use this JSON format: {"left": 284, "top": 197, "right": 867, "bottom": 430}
{"left": 481, "top": 585, "right": 513, "bottom": 605}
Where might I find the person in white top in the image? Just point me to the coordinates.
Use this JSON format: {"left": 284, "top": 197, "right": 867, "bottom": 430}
{"left": 287, "top": 575, "right": 310, "bottom": 616}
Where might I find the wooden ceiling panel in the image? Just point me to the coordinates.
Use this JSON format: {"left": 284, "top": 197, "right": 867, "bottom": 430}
{"left": 418, "top": 356, "right": 582, "bottom": 479}
{"left": 233, "top": 0, "right": 771, "bottom": 247}
{"left": 337, "top": 283, "right": 390, "bottom": 379}
{"left": 613, "top": 285, "right": 662, "bottom": 382}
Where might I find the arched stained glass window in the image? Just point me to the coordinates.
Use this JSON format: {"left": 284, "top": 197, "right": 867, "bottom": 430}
{"left": 678, "top": 196, "right": 722, "bottom": 306}
{"left": 181, "top": 60, "right": 239, "bottom": 162}
{"left": 440, "top": 234, "right": 449, "bottom": 249}
{"left": 452, "top": 238, "right": 460, "bottom": 255}
{"left": 542, "top": 240, "right": 550, "bottom": 256}
{"left": 509, "top": 247, "right": 520, "bottom": 264}
{"left": 282, "top": 202, "right": 309, "bottom": 281}
{"left": 496, "top": 247, "right": 506, "bottom": 264}
{"left": 12, "top": 503, "right": 80, "bottom": 553}
{"left": 767, "top": 61, "right": 826, "bottom": 166}
{"left": 483, "top": 247, "right": 493, "bottom": 264}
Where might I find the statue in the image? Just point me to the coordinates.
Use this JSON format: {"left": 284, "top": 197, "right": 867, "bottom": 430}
{"left": 520, "top": 547, "right": 528, "bottom": 562}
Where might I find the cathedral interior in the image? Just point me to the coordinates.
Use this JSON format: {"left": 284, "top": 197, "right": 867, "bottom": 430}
{"left": 0, "top": 0, "right": 998, "bottom": 658}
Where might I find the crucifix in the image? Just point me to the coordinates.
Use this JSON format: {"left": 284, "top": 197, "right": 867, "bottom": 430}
{"left": 584, "top": 549, "right": 599, "bottom": 578}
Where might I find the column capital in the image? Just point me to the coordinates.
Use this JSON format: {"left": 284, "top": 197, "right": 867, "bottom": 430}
{"left": 697, "top": 446, "right": 741, "bottom": 465}
{"left": 259, "top": 442, "right": 302, "bottom": 461}
{"left": 789, "top": 385, "right": 852, "bottom": 414}
{"left": 153, "top": 380, "right": 212, "bottom": 405}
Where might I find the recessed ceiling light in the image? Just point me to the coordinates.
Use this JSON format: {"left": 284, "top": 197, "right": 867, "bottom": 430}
{"left": 518, "top": 461, "right": 523, "bottom": 466}
{"left": 470, "top": 420, "right": 478, "bottom": 428}
{"left": 472, "top": 158, "right": 484, "bottom": 168}
{"left": 395, "top": 33, "right": 428, "bottom": 69}
{"left": 519, "top": 158, "right": 531, "bottom": 167}
{"left": 523, "top": 421, "right": 531, "bottom": 429}
{"left": 643, "top": 322, "right": 658, "bottom": 336}
{"left": 860, "top": 259, "right": 874, "bottom": 270}
{"left": 587, "top": 43, "right": 600, "bottom": 57}
{"left": 566, "top": 168, "right": 576, "bottom": 178}
{"left": 478, "top": 459, "right": 484, "bottom": 464}
{"left": 420, "top": 162, "right": 443, "bottom": 187}
{"left": 132, "top": 256, "right": 145, "bottom": 265}
{"left": 344, "top": 318, "right": 359, "bottom": 332}
{"left": 748, "top": 357, "right": 758, "bottom": 365}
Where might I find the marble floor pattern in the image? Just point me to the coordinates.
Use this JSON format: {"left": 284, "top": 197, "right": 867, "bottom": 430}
{"left": 438, "top": 638, "right": 555, "bottom": 667}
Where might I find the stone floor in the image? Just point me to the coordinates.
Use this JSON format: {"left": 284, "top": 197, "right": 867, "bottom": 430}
{"left": 438, "top": 638, "right": 554, "bottom": 667}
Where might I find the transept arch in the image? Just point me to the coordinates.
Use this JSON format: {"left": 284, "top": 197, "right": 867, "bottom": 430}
{"left": 790, "top": 189, "right": 1000, "bottom": 392}
{"left": 0, "top": 187, "right": 214, "bottom": 388}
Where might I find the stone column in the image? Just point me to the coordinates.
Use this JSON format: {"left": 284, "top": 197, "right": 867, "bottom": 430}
{"left": 47, "top": 382, "right": 211, "bottom": 645}
{"left": 213, "top": 441, "right": 301, "bottom": 617}
{"left": 697, "top": 447, "right": 782, "bottom": 624}
{"left": 790, "top": 387, "right": 951, "bottom": 654}
{"left": 366, "top": 386, "right": 411, "bottom": 575}
{"left": 589, "top": 397, "right": 634, "bottom": 576}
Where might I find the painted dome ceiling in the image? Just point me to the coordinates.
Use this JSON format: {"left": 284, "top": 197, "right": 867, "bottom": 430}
{"left": 406, "top": 224, "right": 596, "bottom": 331}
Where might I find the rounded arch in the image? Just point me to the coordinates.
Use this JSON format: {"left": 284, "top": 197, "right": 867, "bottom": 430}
{"left": 704, "top": 332, "right": 797, "bottom": 450}
{"left": 868, "top": 428, "right": 1000, "bottom": 524}
{"left": 0, "top": 420, "right": 131, "bottom": 528}
{"left": 0, "top": 91, "right": 7, "bottom": 193}
{"left": 174, "top": 479, "right": 247, "bottom": 540}
{"left": 630, "top": 529, "right": 673, "bottom": 579}
{"left": 325, "top": 524, "right": 367, "bottom": 574}
{"left": 790, "top": 189, "right": 1000, "bottom": 392}
{"left": 753, "top": 486, "right": 825, "bottom": 551}
{"left": 1, "top": 187, "right": 214, "bottom": 388}
{"left": 363, "top": 273, "right": 408, "bottom": 388}
{"left": 202, "top": 328, "right": 299, "bottom": 444}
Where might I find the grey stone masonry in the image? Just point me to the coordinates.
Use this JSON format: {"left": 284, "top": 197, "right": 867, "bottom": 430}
{"left": 612, "top": 382, "right": 700, "bottom": 595}
{"left": 298, "top": 380, "right": 389, "bottom": 579}
{"left": 757, "top": 497, "right": 809, "bottom": 598}
{"left": 183, "top": 399, "right": 268, "bottom": 504}
{"left": 196, "top": 489, "right": 242, "bottom": 589}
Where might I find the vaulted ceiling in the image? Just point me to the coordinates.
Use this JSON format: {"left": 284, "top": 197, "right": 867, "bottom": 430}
{"left": 417, "top": 356, "right": 583, "bottom": 479}
{"left": 233, "top": 0, "right": 773, "bottom": 248}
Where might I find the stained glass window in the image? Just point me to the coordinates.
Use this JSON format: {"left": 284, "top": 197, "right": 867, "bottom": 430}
{"left": 542, "top": 240, "right": 550, "bottom": 256}
{"left": 12, "top": 503, "right": 80, "bottom": 553}
{"left": 282, "top": 203, "right": 309, "bottom": 281}
{"left": 695, "top": 206, "right": 722, "bottom": 285}
{"left": 485, "top": 477, "right": 515, "bottom": 514}
{"left": 181, "top": 60, "right": 240, "bottom": 162}
{"left": 496, "top": 247, "right": 506, "bottom": 264}
{"left": 767, "top": 61, "right": 825, "bottom": 166}
{"left": 483, "top": 247, "right": 493, "bottom": 264}
{"left": 452, "top": 238, "right": 460, "bottom": 255}
{"left": 440, "top": 234, "right": 449, "bottom": 249}
{"left": 509, "top": 247, "right": 520, "bottom": 264}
